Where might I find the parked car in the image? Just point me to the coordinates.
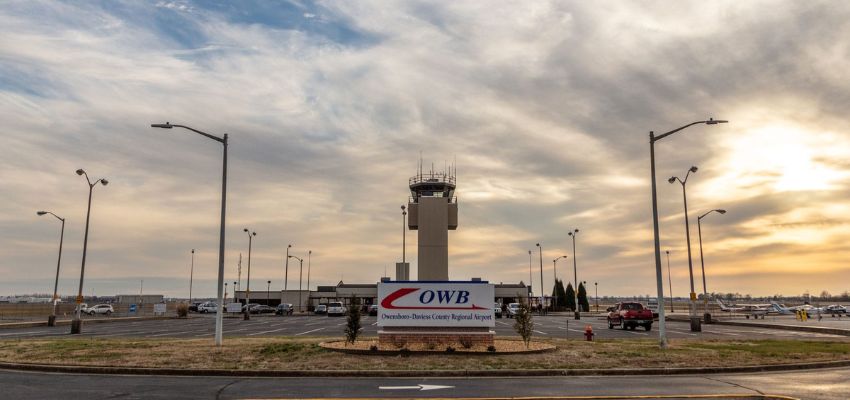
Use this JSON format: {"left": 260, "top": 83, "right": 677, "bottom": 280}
{"left": 505, "top": 303, "right": 521, "bottom": 318}
{"left": 607, "top": 302, "right": 653, "bottom": 331}
{"left": 313, "top": 304, "right": 327, "bottom": 315}
{"left": 197, "top": 302, "right": 217, "bottom": 313}
{"left": 250, "top": 305, "right": 276, "bottom": 314}
{"left": 241, "top": 303, "right": 261, "bottom": 313}
{"left": 276, "top": 303, "right": 294, "bottom": 315}
{"left": 327, "top": 301, "right": 346, "bottom": 316}
{"left": 86, "top": 304, "right": 114, "bottom": 316}
{"left": 494, "top": 303, "right": 503, "bottom": 318}
{"left": 188, "top": 302, "right": 203, "bottom": 313}
{"left": 368, "top": 304, "right": 378, "bottom": 316}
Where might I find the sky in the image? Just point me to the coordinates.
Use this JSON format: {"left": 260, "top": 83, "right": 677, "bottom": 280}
{"left": 2, "top": 1, "right": 850, "bottom": 299}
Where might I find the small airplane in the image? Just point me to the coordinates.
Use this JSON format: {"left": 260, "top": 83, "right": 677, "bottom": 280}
{"left": 716, "top": 299, "right": 773, "bottom": 319}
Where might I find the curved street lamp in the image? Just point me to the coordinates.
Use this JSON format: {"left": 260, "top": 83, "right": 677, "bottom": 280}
{"left": 698, "top": 208, "right": 726, "bottom": 321}
{"left": 568, "top": 229, "right": 580, "bottom": 319}
{"left": 243, "top": 228, "right": 256, "bottom": 320}
{"left": 37, "top": 211, "right": 65, "bottom": 327}
{"left": 289, "top": 255, "right": 304, "bottom": 312}
{"left": 669, "top": 166, "right": 700, "bottom": 332}
{"left": 648, "top": 118, "right": 727, "bottom": 348}
{"left": 71, "top": 169, "right": 107, "bottom": 334}
{"left": 151, "top": 122, "right": 228, "bottom": 346}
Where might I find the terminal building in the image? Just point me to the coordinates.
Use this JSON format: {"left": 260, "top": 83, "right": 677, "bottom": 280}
{"left": 235, "top": 162, "right": 532, "bottom": 310}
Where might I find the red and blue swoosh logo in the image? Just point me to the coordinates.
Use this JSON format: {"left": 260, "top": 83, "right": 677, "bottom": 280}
{"left": 380, "top": 288, "right": 486, "bottom": 310}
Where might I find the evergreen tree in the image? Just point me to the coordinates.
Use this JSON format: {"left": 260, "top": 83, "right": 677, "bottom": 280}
{"left": 577, "top": 282, "right": 590, "bottom": 312}
{"left": 557, "top": 279, "right": 567, "bottom": 308}
{"left": 513, "top": 302, "right": 534, "bottom": 348}
{"left": 565, "top": 283, "right": 576, "bottom": 311}
{"left": 344, "top": 296, "right": 362, "bottom": 344}
{"left": 551, "top": 279, "right": 560, "bottom": 310}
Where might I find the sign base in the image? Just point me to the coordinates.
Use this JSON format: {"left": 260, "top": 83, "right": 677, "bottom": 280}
{"left": 378, "top": 327, "right": 494, "bottom": 347}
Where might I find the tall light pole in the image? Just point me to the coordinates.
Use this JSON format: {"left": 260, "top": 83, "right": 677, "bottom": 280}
{"left": 289, "top": 255, "right": 304, "bottom": 312}
{"left": 151, "top": 122, "right": 228, "bottom": 347}
{"left": 232, "top": 281, "right": 237, "bottom": 302}
{"left": 552, "top": 255, "right": 567, "bottom": 283}
{"left": 285, "top": 244, "right": 292, "bottom": 292}
{"left": 528, "top": 250, "right": 533, "bottom": 296}
{"left": 536, "top": 243, "right": 544, "bottom": 313}
{"left": 37, "top": 211, "right": 65, "bottom": 327}
{"left": 568, "top": 229, "right": 580, "bottom": 319}
{"left": 698, "top": 208, "right": 726, "bottom": 322}
{"left": 267, "top": 280, "right": 271, "bottom": 305}
{"left": 306, "top": 250, "right": 312, "bottom": 293}
{"left": 669, "top": 166, "right": 700, "bottom": 332}
{"left": 666, "top": 250, "right": 673, "bottom": 313}
{"left": 224, "top": 282, "right": 228, "bottom": 302}
{"left": 649, "top": 118, "right": 727, "bottom": 347}
{"left": 237, "top": 253, "right": 242, "bottom": 292}
{"left": 189, "top": 249, "right": 195, "bottom": 305}
{"left": 243, "top": 228, "right": 256, "bottom": 320}
{"left": 594, "top": 282, "right": 598, "bottom": 313}
{"left": 401, "top": 205, "right": 407, "bottom": 264}
{"left": 71, "top": 169, "right": 107, "bottom": 334}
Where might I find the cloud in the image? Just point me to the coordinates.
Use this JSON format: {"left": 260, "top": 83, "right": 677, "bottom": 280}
{"left": 2, "top": 1, "right": 850, "bottom": 298}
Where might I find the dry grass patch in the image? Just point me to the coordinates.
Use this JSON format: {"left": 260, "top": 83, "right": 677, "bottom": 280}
{"left": 0, "top": 337, "right": 848, "bottom": 371}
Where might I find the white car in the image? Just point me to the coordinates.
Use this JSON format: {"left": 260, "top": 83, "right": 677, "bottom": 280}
{"left": 87, "top": 304, "right": 114, "bottom": 316}
{"left": 327, "top": 301, "right": 346, "bottom": 316}
{"left": 198, "top": 302, "right": 218, "bottom": 313}
{"left": 506, "top": 303, "right": 521, "bottom": 318}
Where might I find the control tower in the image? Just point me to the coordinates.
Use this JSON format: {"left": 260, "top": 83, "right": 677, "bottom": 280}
{"left": 407, "top": 164, "right": 458, "bottom": 280}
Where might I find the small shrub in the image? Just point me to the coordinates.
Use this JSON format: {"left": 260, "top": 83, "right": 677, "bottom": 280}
{"left": 369, "top": 345, "right": 378, "bottom": 352}
{"left": 344, "top": 297, "right": 362, "bottom": 345}
{"left": 445, "top": 346, "right": 456, "bottom": 353}
{"left": 487, "top": 345, "right": 496, "bottom": 352}
{"left": 399, "top": 348, "right": 411, "bottom": 357}
{"left": 459, "top": 337, "right": 473, "bottom": 349}
{"left": 176, "top": 303, "right": 189, "bottom": 318}
{"left": 426, "top": 342, "right": 436, "bottom": 350}
{"left": 391, "top": 337, "right": 407, "bottom": 349}
{"left": 513, "top": 302, "right": 534, "bottom": 348}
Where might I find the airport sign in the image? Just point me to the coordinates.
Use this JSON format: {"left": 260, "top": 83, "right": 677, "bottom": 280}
{"left": 377, "top": 281, "right": 494, "bottom": 327}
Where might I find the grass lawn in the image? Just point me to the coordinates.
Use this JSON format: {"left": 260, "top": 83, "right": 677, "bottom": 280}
{"left": 1, "top": 337, "right": 848, "bottom": 371}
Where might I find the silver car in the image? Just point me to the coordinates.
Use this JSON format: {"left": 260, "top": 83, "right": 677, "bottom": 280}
{"left": 87, "top": 304, "right": 114, "bottom": 316}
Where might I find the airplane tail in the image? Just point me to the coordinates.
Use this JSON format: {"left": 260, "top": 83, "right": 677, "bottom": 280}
{"left": 770, "top": 301, "right": 792, "bottom": 314}
{"left": 716, "top": 299, "right": 730, "bottom": 311}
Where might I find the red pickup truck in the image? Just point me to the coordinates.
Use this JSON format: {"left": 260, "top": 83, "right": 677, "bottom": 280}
{"left": 607, "top": 302, "right": 653, "bottom": 331}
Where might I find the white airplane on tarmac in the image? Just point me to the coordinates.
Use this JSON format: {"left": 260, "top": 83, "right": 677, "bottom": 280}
{"left": 715, "top": 299, "right": 774, "bottom": 319}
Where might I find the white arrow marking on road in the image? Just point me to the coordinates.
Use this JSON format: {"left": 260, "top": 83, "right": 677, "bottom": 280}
{"left": 379, "top": 384, "right": 455, "bottom": 391}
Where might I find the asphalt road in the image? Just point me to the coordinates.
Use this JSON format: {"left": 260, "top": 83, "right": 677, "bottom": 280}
{"left": 1, "top": 366, "right": 848, "bottom": 399}
{"left": 1, "top": 313, "right": 848, "bottom": 340}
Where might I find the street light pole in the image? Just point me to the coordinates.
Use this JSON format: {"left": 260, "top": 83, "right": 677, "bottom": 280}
{"left": 649, "top": 118, "right": 727, "bottom": 348}
{"left": 568, "top": 229, "right": 580, "bottom": 319}
{"left": 289, "top": 255, "right": 304, "bottom": 312}
{"left": 552, "top": 255, "right": 567, "bottom": 283}
{"left": 189, "top": 249, "right": 195, "bottom": 305}
{"left": 267, "top": 280, "right": 271, "bottom": 305}
{"left": 243, "top": 228, "right": 256, "bottom": 320}
{"left": 669, "top": 166, "right": 700, "bottom": 332}
{"left": 151, "top": 122, "right": 228, "bottom": 346}
{"left": 307, "top": 250, "right": 312, "bottom": 292}
{"left": 666, "top": 250, "right": 673, "bottom": 313}
{"left": 527, "top": 250, "right": 533, "bottom": 297}
{"left": 401, "top": 205, "right": 407, "bottom": 265}
{"left": 71, "top": 169, "right": 107, "bottom": 334}
{"left": 285, "top": 244, "right": 292, "bottom": 292}
{"left": 594, "top": 282, "right": 598, "bottom": 313}
{"left": 698, "top": 208, "right": 726, "bottom": 322}
{"left": 37, "top": 211, "right": 65, "bottom": 327}
{"left": 536, "top": 243, "right": 544, "bottom": 313}
{"left": 224, "top": 282, "right": 228, "bottom": 302}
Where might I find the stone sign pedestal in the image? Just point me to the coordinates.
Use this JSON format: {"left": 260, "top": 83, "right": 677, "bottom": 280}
{"left": 379, "top": 326, "right": 495, "bottom": 346}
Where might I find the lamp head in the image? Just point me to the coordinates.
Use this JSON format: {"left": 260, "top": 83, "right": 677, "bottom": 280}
{"left": 574, "top": 228, "right": 579, "bottom": 233}
{"left": 401, "top": 205, "right": 405, "bottom": 210}
{"left": 668, "top": 176, "right": 677, "bottom": 184}
{"left": 252, "top": 232, "right": 256, "bottom": 236}
{"left": 705, "top": 118, "right": 728, "bottom": 125}
{"left": 536, "top": 243, "right": 540, "bottom": 247}
{"left": 150, "top": 122, "right": 173, "bottom": 129}
{"left": 689, "top": 166, "right": 698, "bottom": 173}
{"left": 244, "top": 228, "right": 248, "bottom": 232}
{"left": 76, "top": 169, "right": 84, "bottom": 176}
{"left": 191, "top": 249, "right": 194, "bottom": 253}
{"left": 37, "top": 211, "right": 47, "bottom": 216}
{"left": 100, "top": 179, "right": 108, "bottom": 186}
{"left": 717, "top": 209, "right": 727, "bottom": 214}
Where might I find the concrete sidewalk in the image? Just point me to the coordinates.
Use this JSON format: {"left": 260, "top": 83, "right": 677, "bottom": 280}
{"left": 0, "top": 315, "right": 174, "bottom": 329}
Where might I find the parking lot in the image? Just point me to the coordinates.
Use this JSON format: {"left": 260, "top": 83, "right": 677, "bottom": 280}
{"left": 1, "top": 313, "right": 848, "bottom": 340}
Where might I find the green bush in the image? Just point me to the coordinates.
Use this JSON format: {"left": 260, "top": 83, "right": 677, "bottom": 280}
{"left": 344, "top": 297, "right": 362, "bottom": 345}
{"left": 513, "top": 302, "right": 534, "bottom": 348}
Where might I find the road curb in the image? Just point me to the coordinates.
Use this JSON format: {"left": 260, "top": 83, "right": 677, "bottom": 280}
{"left": 0, "top": 316, "right": 175, "bottom": 330}
{"left": 2, "top": 358, "right": 849, "bottom": 378}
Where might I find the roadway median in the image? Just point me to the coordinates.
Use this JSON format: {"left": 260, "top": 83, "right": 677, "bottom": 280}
{"left": 1, "top": 337, "right": 849, "bottom": 377}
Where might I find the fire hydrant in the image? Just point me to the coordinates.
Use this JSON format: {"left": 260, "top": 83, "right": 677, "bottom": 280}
{"left": 584, "top": 325, "right": 594, "bottom": 341}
